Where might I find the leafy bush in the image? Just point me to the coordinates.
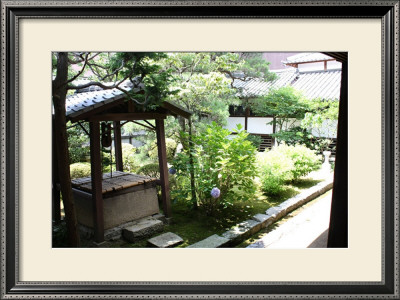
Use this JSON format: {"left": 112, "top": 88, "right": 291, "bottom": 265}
{"left": 257, "top": 144, "right": 321, "bottom": 195}
{"left": 172, "top": 123, "right": 257, "bottom": 215}
{"left": 137, "top": 163, "right": 160, "bottom": 178}
{"left": 148, "top": 138, "right": 177, "bottom": 162}
{"left": 279, "top": 144, "right": 322, "bottom": 180}
{"left": 257, "top": 150, "right": 294, "bottom": 195}
{"left": 272, "top": 126, "right": 314, "bottom": 148}
{"left": 121, "top": 143, "right": 138, "bottom": 173}
{"left": 70, "top": 162, "right": 91, "bottom": 179}
{"left": 245, "top": 134, "right": 262, "bottom": 149}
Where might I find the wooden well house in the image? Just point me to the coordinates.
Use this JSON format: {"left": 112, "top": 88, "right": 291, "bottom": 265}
{"left": 61, "top": 80, "right": 191, "bottom": 243}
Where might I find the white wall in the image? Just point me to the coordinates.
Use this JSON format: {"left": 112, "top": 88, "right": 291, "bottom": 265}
{"left": 247, "top": 118, "right": 274, "bottom": 134}
{"left": 226, "top": 117, "right": 246, "bottom": 131}
{"left": 226, "top": 117, "right": 337, "bottom": 138}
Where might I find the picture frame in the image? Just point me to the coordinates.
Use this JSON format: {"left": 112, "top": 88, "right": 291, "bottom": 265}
{"left": 1, "top": 1, "right": 398, "bottom": 298}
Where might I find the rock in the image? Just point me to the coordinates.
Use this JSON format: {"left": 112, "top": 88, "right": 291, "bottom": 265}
{"left": 122, "top": 218, "right": 163, "bottom": 242}
{"left": 187, "top": 234, "right": 230, "bottom": 248}
{"left": 147, "top": 232, "right": 183, "bottom": 248}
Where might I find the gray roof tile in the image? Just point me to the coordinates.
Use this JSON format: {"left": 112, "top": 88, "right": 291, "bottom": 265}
{"left": 233, "top": 68, "right": 341, "bottom": 100}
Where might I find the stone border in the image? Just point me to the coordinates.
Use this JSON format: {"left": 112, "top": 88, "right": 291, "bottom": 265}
{"left": 186, "top": 178, "right": 334, "bottom": 248}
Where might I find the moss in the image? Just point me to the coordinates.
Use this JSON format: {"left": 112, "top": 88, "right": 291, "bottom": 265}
{"left": 123, "top": 178, "right": 321, "bottom": 248}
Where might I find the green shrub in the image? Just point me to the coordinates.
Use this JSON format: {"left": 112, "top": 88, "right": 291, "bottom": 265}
{"left": 137, "top": 163, "right": 160, "bottom": 178}
{"left": 172, "top": 123, "right": 257, "bottom": 215}
{"left": 279, "top": 144, "right": 322, "bottom": 180}
{"left": 121, "top": 143, "right": 138, "bottom": 173}
{"left": 70, "top": 162, "right": 91, "bottom": 179}
{"left": 245, "top": 134, "right": 262, "bottom": 149}
{"left": 148, "top": 138, "right": 177, "bottom": 162}
{"left": 257, "top": 150, "right": 294, "bottom": 195}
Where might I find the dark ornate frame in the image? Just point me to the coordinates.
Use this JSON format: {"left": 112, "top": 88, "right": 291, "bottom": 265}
{"left": 1, "top": 1, "right": 398, "bottom": 299}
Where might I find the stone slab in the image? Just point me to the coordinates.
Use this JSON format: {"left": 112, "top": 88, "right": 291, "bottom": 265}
{"left": 238, "top": 219, "right": 262, "bottom": 235}
{"left": 252, "top": 214, "right": 274, "bottom": 227}
{"left": 123, "top": 219, "right": 164, "bottom": 242}
{"left": 187, "top": 234, "right": 230, "bottom": 248}
{"left": 147, "top": 232, "right": 183, "bottom": 248}
{"left": 221, "top": 219, "right": 261, "bottom": 244}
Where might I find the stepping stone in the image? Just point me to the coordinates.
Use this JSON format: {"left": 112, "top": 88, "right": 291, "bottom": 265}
{"left": 147, "top": 232, "right": 183, "bottom": 248}
{"left": 122, "top": 218, "right": 163, "bottom": 242}
{"left": 186, "top": 234, "right": 229, "bottom": 248}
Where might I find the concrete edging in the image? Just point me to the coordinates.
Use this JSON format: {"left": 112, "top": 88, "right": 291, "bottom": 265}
{"left": 186, "top": 177, "right": 334, "bottom": 248}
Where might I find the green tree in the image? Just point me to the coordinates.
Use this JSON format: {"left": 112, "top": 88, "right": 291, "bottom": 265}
{"left": 161, "top": 52, "right": 276, "bottom": 207}
{"left": 250, "top": 86, "right": 311, "bottom": 145}
{"left": 301, "top": 98, "right": 339, "bottom": 151}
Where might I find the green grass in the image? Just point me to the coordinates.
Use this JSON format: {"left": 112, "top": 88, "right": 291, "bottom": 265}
{"left": 122, "top": 178, "right": 321, "bottom": 248}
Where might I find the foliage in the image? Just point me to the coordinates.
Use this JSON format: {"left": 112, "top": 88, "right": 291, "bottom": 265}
{"left": 257, "top": 150, "right": 294, "bottom": 195}
{"left": 70, "top": 162, "right": 91, "bottom": 179}
{"left": 161, "top": 52, "right": 276, "bottom": 143}
{"left": 278, "top": 144, "right": 322, "bottom": 180}
{"left": 172, "top": 123, "right": 258, "bottom": 215}
{"left": 271, "top": 126, "right": 314, "bottom": 148}
{"left": 67, "top": 122, "right": 90, "bottom": 164}
{"left": 257, "top": 144, "right": 321, "bottom": 195}
{"left": 148, "top": 138, "right": 178, "bottom": 162}
{"left": 121, "top": 143, "right": 139, "bottom": 173}
{"left": 137, "top": 163, "right": 160, "bottom": 178}
{"left": 250, "top": 86, "right": 311, "bottom": 147}
{"left": 245, "top": 134, "right": 262, "bottom": 149}
{"left": 301, "top": 99, "right": 339, "bottom": 152}
{"left": 250, "top": 86, "right": 309, "bottom": 130}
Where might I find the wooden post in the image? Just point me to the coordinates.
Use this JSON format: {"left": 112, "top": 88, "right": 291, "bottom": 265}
{"left": 272, "top": 116, "right": 277, "bottom": 147}
{"left": 155, "top": 119, "right": 171, "bottom": 218}
{"left": 327, "top": 59, "right": 348, "bottom": 248}
{"left": 244, "top": 107, "right": 249, "bottom": 131}
{"left": 113, "top": 121, "right": 123, "bottom": 172}
{"left": 89, "top": 121, "right": 105, "bottom": 243}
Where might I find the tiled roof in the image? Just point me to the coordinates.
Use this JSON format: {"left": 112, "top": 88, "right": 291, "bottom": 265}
{"left": 292, "top": 69, "right": 341, "bottom": 100}
{"left": 65, "top": 79, "right": 144, "bottom": 119}
{"left": 233, "top": 69, "right": 298, "bottom": 97}
{"left": 232, "top": 68, "right": 341, "bottom": 100}
{"left": 283, "top": 52, "right": 334, "bottom": 64}
{"left": 65, "top": 78, "right": 192, "bottom": 120}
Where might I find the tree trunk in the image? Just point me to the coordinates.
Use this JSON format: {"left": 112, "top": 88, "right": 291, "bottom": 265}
{"left": 188, "top": 118, "right": 197, "bottom": 209}
{"left": 52, "top": 52, "right": 80, "bottom": 247}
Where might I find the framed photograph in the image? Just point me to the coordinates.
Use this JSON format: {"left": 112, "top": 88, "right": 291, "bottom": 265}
{"left": 1, "top": 1, "right": 398, "bottom": 298}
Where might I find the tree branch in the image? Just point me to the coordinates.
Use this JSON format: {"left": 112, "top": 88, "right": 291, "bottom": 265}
{"left": 66, "top": 53, "right": 90, "bottom": 84}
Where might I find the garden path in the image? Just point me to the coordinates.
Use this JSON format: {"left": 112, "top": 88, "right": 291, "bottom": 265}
{"left": 247, "top": 190, "right": 332, "bottom": 248}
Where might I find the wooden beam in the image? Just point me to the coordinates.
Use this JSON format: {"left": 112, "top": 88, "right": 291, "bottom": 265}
{"left": 155, "top": 119, "right": 171, "bottom": 218}
{"left": 131, "top": 120, "right": 155, "bottom": 131}
{"left": 113, "top": 121, "right": 123, "bottom": 172}
{"left": 89, "top": 121, "right": 105, "bottom": 243}
{"left": 161, "top": 101, "right": 192, "bottom": 119}
{"left": 87, "top": 113, "right": 167, "bottom": 122}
